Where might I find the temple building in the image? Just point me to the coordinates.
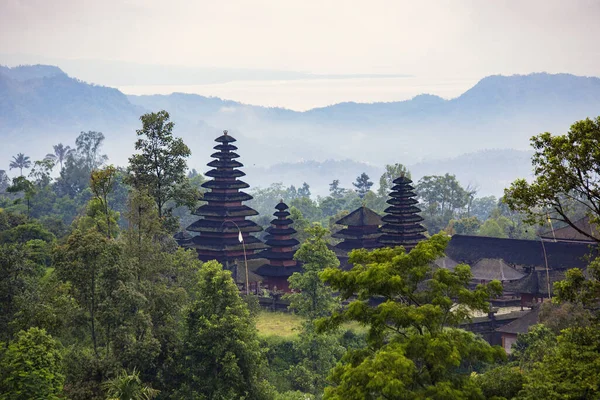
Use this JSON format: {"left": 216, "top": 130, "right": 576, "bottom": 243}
{"left": 184, "top": 131, "right": 267, "bottom": 269}
{"left": 256, "top": 201, "right": 301, "bottom": 292}
{"left": 331, "top": 205, "right": 382, "bottom": 269}
{"left": 378, "top": 175, "right": 427, "bottom": 250}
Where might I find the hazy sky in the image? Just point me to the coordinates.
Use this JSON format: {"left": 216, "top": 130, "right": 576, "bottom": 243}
{"left": 2, "top": 0, "right": 600, "bottom": 78}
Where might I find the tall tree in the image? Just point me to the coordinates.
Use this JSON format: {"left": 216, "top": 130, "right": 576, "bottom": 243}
{"left": 378, "top": 163, "right": 411, "bottom": 196}
{"left": 7, "top": 177, "right": 36, "bottom": 216}
{"left": 174, "top": 260, "right": 273, "bottom": 399}
{"left": 75, "top": 131, "right": 108, "bottom": 173}
{"left": 0, "top": 328, "right": 64, "bottom": 400}
{"left": 0, "top": 170, "right": 9, "bottom": 193}
{"left": 287, "top": 225, "right": 340, "bottom": 322}
{"left": 352, "top": 172, "right": 373, "bottom": 199}
{"left": 127, "top": 111, "right": 195, "bottom": 219}
{"left": 9, "top": 153, "right": 31, "bottom": 176}
{"left": 90, "top": 165, "right": 118, "bottom": 238}
{"left": 46, "top": 143, "right": 74, "bottom": 171}
{"left": 417, "top": 173, "right": 469, "bottom": 233}
{"left": 328, "top": 179, "right": 346, "bottom": 199}
{"left": 318, "top": 234, "right": 504, "bottom": 399}
{"left": 505, "top": 115, "right": 600, "bottom": 243}
{"left": 297, "top": 182, "right": 311, "bottom": 198}
{"left": 54, "top": 229, "right": 121, "bottom": 357}
{"left": 285, "top": 225, "right": 343, "bottom": 395}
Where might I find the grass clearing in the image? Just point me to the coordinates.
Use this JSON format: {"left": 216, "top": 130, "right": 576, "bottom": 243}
{"left": 256, "top": 311, "right": 368, "bottom": 337}
{"left": 256, "top": 311, "right": 302, "bottom": 337}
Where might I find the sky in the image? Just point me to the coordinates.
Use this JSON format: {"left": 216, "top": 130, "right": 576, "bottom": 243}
{"left": 2, "top": 0, "right": 600, "bottom": 108}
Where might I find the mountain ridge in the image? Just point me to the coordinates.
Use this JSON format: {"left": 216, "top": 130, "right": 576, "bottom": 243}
{"left": 0, "top": 65, "right": 597, "bottom": 196}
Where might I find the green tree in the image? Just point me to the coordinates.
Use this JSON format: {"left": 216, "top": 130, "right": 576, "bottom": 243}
{"left": 473, "top": 364, "right": 524, "bottom": 400}
{"left": 417, "top": 173, "right": 468, "bottom": 233}
{"left": 76, "top": 131, "right": 108, "bottom": 173}
{"left": 378, "top": 163, "right": 410, "bottom": 196}
{"left": 285, "top": 226, "right": 343, "bottom": 396}
{"left": 0, "top": 327, "right": 64, "bottom": 400}
{"left": 46, "top": 143, "right": 74, "bottom": 171}
{"left": 175, "top": 260, "right": 273, "bottom": 399}
{"left": 90, "top": 165, "right": 118, "bottom": 238}
{"left": 127, "top": 111, "right": 195, "bottom": 220}
{"left": 478, "top": 219, "right": 508, "bottom": 238}
{"left": 505, "top": 116, "right": 600, "bottom": 243}
{"left": 287, "top": 225, "right": 340, "bottom": 322}
{"left": 54, "top": 229, "right": 121, "bottom": 357}
{"left": 318, "top": 234, "right": 504, "bottom": 399}
{"left": 8, "top": 153, "right": 31, "bottom": 177}
{"left": 297, "top": 182, "right": 311, "bottom": 198}
{"left": 102, "top": 368, "right": 159, "bottom": 400}
{"left": 328, "top": 179, "right": 346, "bottom": 199}
{"left": 0, "top": 244, "right": 44, "bottom": 341}
{"left": 352, "top": 172, "right": 373, "bottom": 199}
{"left": 7, "top": 177, "right": 35, "bottom": 216}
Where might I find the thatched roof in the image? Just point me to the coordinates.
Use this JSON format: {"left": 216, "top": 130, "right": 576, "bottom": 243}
{"left": 540, "top": 216, "right": 600, "bottom": 242}
{"left": 446, "top": 235, "right": 596, "bottom": 270}
{"left": 503, "top": 270, "right": 566, "bottom": 296}
{"left": 471, "top": 258, "right": 525, "bottom": 281}
{"left": 335, "top": 205, "right": 382, "bottom": 227}
{"left": 496, "top": 307, "right": 540, "bottom": 334}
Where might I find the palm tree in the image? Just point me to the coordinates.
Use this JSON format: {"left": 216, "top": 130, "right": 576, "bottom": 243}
{"left": 102, "top": 368, "right": 159, "bottom": 400}
{"left": 45, "top": 143, "right": 73, "bottom": 170}
{"left": 9, "top": 153, "right": 32, "bottom": 176}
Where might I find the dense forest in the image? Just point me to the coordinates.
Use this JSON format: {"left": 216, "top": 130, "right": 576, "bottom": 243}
{"left": 0, "top": 111, "right": 599, "bottom": 399}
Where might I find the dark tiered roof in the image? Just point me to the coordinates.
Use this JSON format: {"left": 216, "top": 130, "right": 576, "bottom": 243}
{"left": 378, "top": 176, "right": 427, "bottom": 250}
{"left": 184, "top": 131, "right": 266, "bottom": 264}
{"left": 333, "top": 205, "right": 382, "bottom": 252}
{"left": 256, "top": 201, "right": 300, "bottom": 278}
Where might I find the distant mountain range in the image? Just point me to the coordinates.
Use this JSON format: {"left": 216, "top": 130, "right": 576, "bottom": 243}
{"left": 1, "top": 64, "right": 598, "bottom": 195}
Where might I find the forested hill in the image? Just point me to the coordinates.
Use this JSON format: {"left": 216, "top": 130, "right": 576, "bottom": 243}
{"left": 0, "top": 65, "right": 598, "bottom": 192}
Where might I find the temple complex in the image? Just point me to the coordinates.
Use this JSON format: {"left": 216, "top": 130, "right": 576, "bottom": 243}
{"left": 331, "top": 205, "right": 382, "bottom": 269}
{"left": 184, "top": 131, "right": 267, "bottom": 268}
{"left": 378, "top": 175, "right": 427, "bottom": 250}
{"left": 256, "top": 201, "right": 301, "bottom": 292}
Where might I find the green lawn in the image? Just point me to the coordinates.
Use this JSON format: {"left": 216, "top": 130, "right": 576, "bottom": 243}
{"left": 256, "top": 311, "right": 367, "bottom": 337}
{"left": 256, "top": 311, "right": 303, "bottom": 337}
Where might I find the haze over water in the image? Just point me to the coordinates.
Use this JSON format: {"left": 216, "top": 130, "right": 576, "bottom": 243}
{"left": 118, "top": 76, "right": 480, "bottom": 111}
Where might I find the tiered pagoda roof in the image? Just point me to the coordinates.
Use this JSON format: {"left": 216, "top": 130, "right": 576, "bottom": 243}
{"left": 378, "top": 175, "right": 427, "bottom": 250}
{"left": 332, "top": 205, "right": 382, "bottom": 267}
{"left": 184, "top": 131, "right": 266, "bottom": 265}
{"left": 256, "top": 201, "right": 301, "bottom": 291}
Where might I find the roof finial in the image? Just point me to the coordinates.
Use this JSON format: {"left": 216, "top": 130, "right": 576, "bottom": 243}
{"left": 279, "top": 198, "right": 284, "bottom": 203}
{"left": 223, "top": 130, "right": 228, "bottom": 135}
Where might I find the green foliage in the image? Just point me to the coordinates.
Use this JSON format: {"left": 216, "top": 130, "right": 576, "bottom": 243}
{"left": 473, "top": 364, "right": 524, "bottom": 400}
{"left": 0, "top": 327, "right": 64, "bottom": 400}
{"left": 417, "top": 173, "right": 469, "bottom": 234}
{"left": 318, "top": 234, "right": 505, "bottom": 399}
{"left": 102, "top": 368, "right": 159, "bottom": 400}
{"left": 511, "top": 324, "right": 556, "bottom": 369}
{"left": 378, "top": 163, "right": 410, "bottom": 196}
{"left": 519, "top": 326, "right": 600, "bottom": 399}
{"left": 175, "top": 260, "right": 273, "bottom": 399}
{"left": 352, "top": 172, "right": 373, "bottom": 199}
{"left": 127, "top": 110, "right": 195, "bottom": 220}
{"left": 0, "top": 244, "right": 44, "bottom": 341}
{"left": 90, "top": 165, "right": 118, "bottom": 238}
{"left": 478, "top": 219, "right": 507, "bottom": 238}
{"left": 287, "top": 225, "right": 340, "bottom": 321}
{"left": 504, "top": 115, "right": 600, "bottom": 242}
{"left": 8, "top": 153, "right": 31, "bottom": 176}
